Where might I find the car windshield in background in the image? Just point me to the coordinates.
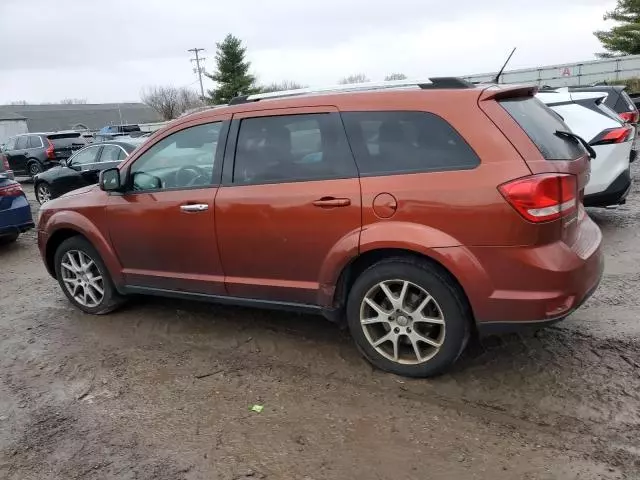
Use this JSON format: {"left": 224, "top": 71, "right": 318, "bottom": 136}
{"left": 121, "top": 125, "right": 141, "bottom": 133}
{"left": 500, "top": 97, "right": 587, "bottom": 160}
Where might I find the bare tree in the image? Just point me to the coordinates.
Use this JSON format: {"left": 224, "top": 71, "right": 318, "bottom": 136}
{"left": 385, "top": 73, "right": 407, "bottom": 81}
{"left": 141, "top": 86, "right": 204, "bottom": 120}
{"left": 8, "top": 100, "right": 29, "bottom": 105}
{"left": 59, "top": 98, "right": 88, "bottom": 104}
{"left": 259, "top": 80, "right": 306, "bottom": 93}
{"left": 338, "top": 74, "right": 370, "bottom": 85}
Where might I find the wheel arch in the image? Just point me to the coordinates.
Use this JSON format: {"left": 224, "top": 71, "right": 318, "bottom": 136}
{"left": 329, "top": 248, "right": 476, "bottom": 328}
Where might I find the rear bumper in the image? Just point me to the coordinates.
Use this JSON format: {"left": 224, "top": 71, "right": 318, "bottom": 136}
{"left": 584, "top": 168, "right": 632, "bottom": 207}
{"left": 436, "top": 216, "right": 604, "bottom": 334}
{"left": 0, "top": 196, "right": 34, "bottom": 237}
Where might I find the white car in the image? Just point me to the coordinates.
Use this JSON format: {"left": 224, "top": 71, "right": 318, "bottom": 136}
{"left": 537, "top": 88, "right": 633, "bottom": 207}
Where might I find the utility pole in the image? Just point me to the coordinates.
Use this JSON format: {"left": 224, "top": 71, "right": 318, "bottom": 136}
{"left": 188, "top": 48, "right": 206, "bottom": 100}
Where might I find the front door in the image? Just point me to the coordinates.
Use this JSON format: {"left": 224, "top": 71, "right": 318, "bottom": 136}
{"left": 106, "top": 120, "right": 228, "bottom": 294}
{"left": 215, "top": 107, "right": 361, "bottom": 305}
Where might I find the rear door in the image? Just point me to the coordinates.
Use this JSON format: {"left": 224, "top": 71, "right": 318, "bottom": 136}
{"left": 215, "top": 107, "right": 361, "bottom": 305}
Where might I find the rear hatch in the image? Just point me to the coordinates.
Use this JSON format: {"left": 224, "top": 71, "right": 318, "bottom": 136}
{"left": 478, "top": 86, "right": 592, "bottom": 249}
{"left": 46, "top": 133, "right": 86, "bottom": 160}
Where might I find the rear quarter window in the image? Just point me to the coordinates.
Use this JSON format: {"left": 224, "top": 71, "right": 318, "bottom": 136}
{"left": 341, "top": 111, "right": 480, "bottom": 176}
{"left": 500, "top": 97, "right": 587, "bottom": 160}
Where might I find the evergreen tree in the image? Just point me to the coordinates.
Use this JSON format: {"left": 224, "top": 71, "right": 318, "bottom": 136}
{"left": 595, "top": 0, "right": 640, "bottom": 57}
{"left": 205, "top": 34, "right": 257, "bottom": 104}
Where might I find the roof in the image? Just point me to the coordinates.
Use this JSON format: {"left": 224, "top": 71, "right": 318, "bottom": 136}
{"left": 0, "top": 110, "right": 27, "bottom": 121}
{"left": 0, "top": 103, "right": 161, "bottom": 132}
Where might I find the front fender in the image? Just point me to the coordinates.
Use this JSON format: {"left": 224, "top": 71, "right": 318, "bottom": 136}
{"left": 43, "top": 209, "right": 123, "bottom": 285}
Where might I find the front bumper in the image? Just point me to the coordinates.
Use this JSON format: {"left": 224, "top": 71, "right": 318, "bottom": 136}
{"left": 584, "top": 168, "right": 632, "bottom": 207}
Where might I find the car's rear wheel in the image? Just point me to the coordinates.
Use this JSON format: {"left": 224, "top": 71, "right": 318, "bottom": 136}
{"left": 346, "top": 257, "right": 470, "bottom": 378}
{"left": 27, "top": 161, "right": 42, "bottom": 178}
{"left": 35, "top": 182, "right": 51, "bottom": 204}
{"left": 54, "top": 236, "right": 125, "bottom": 314}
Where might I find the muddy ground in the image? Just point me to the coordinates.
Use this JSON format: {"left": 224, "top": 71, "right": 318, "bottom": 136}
{"left": 1, "top": 167, "right": 639, "bottom": 480}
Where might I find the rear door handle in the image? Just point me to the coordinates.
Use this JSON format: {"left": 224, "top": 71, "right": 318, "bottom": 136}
{"left": 180, "top": 203, "right": 209, "bottom": 212}
{"left": 312, "top": 197, "right": 351, "bottom": 208}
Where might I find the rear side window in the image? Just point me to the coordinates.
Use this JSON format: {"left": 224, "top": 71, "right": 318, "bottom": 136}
{"left": 500, "top": 97, "right": 586, "bottom": 160}
{"left": 341, "top": 111, "right": 480, "bottom": 176}
{"left": 28, "top": 136, "right": 42, "bottom": 148}
{"left": 47, "top": 133, "right": 84, "bottom": 148}
{"left": 233, "top": 113, "right": 356, "bottom": 184}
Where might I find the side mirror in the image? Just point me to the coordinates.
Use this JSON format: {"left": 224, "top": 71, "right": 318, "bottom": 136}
{"left": 99, "top": 168, "right": 122, "bottom": 192}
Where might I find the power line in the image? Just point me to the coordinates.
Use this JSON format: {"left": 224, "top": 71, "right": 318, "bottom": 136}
{"left": 188, "top": 48, "right": 206, "bottom": 100}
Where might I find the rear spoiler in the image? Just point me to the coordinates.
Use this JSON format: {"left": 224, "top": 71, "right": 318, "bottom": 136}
{"left": 479, "top": 84, "right": 538, "bottom": 101}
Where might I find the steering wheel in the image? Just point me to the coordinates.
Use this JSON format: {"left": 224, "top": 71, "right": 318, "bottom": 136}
{"left": 175, "top": 165, "right": 207, "bottom": 187}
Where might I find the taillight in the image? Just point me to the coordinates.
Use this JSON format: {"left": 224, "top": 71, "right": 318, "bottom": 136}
{"left": 45, "top": 139, "right": 55, "bottom": 160}
{"left": 619, "top": 111, "right": 639, "bottom": 124}
{"left": 0, "top": 182, "right": 24, "bottom": 197}
{"left": 499, "top": 173, "right": 577, "bottom": 223}
{"left": 590, "top": 126, "right": 633, "bottom": 146}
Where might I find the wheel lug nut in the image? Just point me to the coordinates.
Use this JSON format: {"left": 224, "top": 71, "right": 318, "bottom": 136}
{"left": 394, "top": 327, "right": 400, "bottom": 334}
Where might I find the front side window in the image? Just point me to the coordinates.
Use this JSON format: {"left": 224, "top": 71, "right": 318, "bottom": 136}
{"left": 129, "top": 122, "right": 221, "bottom": 192}
{"left": 70, "top": 146, "right": 101, "bottom": 166}
{"left": 341, "top": 111, "right": 480, "bottom": 175}
{"left": 233, "top": 113, "right": 356, "bottom": 185}
{"left": 15, "top": 136, "right": 28, "bottom": 150}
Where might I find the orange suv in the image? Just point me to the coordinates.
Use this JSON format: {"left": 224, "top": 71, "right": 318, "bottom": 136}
{"left": 37, "top": 78, "right": 603, "bottom": 377}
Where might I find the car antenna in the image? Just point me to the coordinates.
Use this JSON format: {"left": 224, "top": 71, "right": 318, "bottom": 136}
{"left": 493, "top": 47, "right": 517, "bottom": 84}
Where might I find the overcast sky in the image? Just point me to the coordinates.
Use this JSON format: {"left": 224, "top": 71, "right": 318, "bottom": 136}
{"left": 0, "top": 0, "right": 618, "bottom": 104}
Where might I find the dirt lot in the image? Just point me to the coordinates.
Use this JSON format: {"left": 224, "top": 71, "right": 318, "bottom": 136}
{"left": 1, "top": 168, "right": 639, "bottom": 480}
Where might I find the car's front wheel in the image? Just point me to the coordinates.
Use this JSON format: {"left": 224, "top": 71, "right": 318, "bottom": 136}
{"left": 346, "top": 257, "right": 471, "bottom": 378}
{"left": 35, "top": 182, "right": 52, "bottom": 204}
{"left": 54, "top": 236, "right": 125, "bottom": 314}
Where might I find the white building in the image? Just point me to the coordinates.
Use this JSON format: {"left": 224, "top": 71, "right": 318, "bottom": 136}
{"left": 0, "top": 111, "right": 28, "bottom": 144}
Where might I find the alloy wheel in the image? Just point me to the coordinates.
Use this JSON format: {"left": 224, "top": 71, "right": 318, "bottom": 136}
{"left": 60, "top": 250, "right": 105, "bottom": 308}
{"left": 29, "top": 163, "right": 41, "bottom": 177}
{"left": 359, "top": 279, "right": 446, "bottom": 365}
{"left": 36, "top": 184, "right": 51, "bottom": 204}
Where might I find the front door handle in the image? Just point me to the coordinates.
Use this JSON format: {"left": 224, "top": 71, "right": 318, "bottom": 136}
{"left": 312, "top": 197, "right": 351, "bottom": 208}
{"left": 180, "top": 203, "right": 209, "bottom": 212}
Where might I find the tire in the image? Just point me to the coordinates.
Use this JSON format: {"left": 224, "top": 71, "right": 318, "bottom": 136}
{"left": 35, "top": 182, "right": 52, "bottom": 204}
{"left": 27, "top": 161, "right": 42, "bottom": 178}
{"left": 53, "top": 236, "right": 125, "bottom": 314}
{"left": 0, "top": 232, "right": 19, "bottom": 245}
{"left": 346, "top": 257, "right": 471, "bottom": 378}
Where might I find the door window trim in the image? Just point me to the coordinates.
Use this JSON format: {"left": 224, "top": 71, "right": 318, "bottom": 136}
{"left": 69, "top": 145, "right": 103, "bottom": 166}
{"left": 27, "top": 135, "right": 44, "bottom": 150}
{"left": 222, "top": 109, "right": 359, "bottom": 187}
{"left": 120, "top": 120, "right": 230, "bottom": 195}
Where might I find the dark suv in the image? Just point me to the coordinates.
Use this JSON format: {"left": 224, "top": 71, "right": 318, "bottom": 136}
{"left": 2, "top": 132, "right": 87, "bottom": 178}
{"left": 37, "top": 79, "right": 604, "bottom": 377}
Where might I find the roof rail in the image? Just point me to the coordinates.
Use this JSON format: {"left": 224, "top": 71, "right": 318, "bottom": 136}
{"left": 228, "top": 77, "right": 474, "bottom": 105}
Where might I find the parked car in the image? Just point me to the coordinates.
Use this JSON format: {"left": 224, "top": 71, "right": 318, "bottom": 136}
{"left": 37, "top": 79, "right": 603, "bottom": 377}
{"left": 0, "top": 147, "right": 15, "bottom": 180}
{"left": 537, "top": 88, "right": 633, "bottom": 207}
{"left": 95, "top": 124, "right": 143, "bottom": 142}
{"left": 0, "top": 164, "right": 34, "bottom": 244}
{"left": 2, "top": 132, "right": 87, "bottom": 178}
{"left": 34, "top": 140, "right": 144, "bottom": 204}
{"left": 568, "top": 85, "right": 639, "bottom": 124}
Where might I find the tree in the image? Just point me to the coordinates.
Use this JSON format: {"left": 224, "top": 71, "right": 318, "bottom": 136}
{"left": 141, "top": 86, "right": 204, "bottom": 120}
{"left": 385, "top": 73, "right": 407, "bottom": 81}
{"left": 258, "top": 80, "right": 306, "bottom": 93}
{"left": 594, "top": 0, "right": 640, "bottom": 57}
{"left": 338, "top": 74, "right": 370, "bottom": 84}
{"left": 8, "top": 100, "right": 28, "bottom": 105}
{"left": 205, "top": 34, "right": 258, "bottom": 104}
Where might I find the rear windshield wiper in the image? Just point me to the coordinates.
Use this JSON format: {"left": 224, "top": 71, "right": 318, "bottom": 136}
{"left": 555, "top": 130, "right": 597, "bottom": 159}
